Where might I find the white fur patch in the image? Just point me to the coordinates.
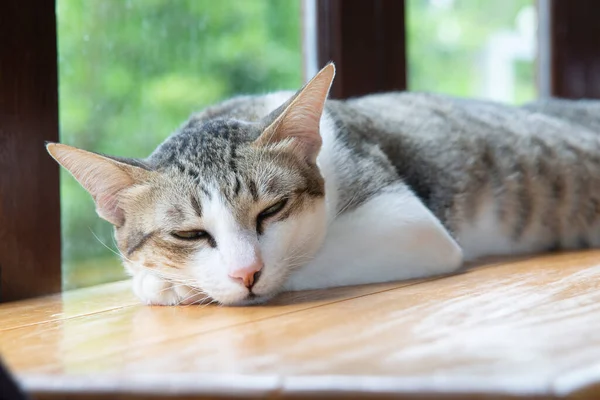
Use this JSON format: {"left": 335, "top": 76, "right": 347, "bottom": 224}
{"left": 203, "top": 186, "right": 261, "bottom": 274}
{"left": 131, "top": 271, "right": 206, "bottom": 306}
{"left": 456, "top": 195, "right": 555, "bottom": 260}
{"left": 285, "top": 184, "right": 463, "bottom": 291}
{"left": 317, "top": 112, "right": 341, "bottom": 225}
{"left": 187, "top": 187, "right": 256, "bottom": 305}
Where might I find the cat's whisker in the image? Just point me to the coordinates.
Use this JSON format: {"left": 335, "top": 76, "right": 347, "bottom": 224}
{"left": 110, "top": 234, "right": 125, "bottom": 257}
{"left": 194, "top": 296, "right": 215, "bottom": 307}
{"left": 177, "top": 288, "right": 208, "bottom": 306}
{"left": 89, "top": 229, "right": 135, "bottom": 264}
{"left": 282, "top": 255, "right": 314, "bottom": 267}
{"left": 279, "top": 236, "right": 317, "bottom": 267}
{"left": 203, "top": 299, "right": 220, "bottom": 308}
{"left": 287, "top": 260, "right": 313, "bottom": 271}
{"left": 282, "top": 247, "right": 314, "bottom": 260}
{"left": 279, "top": 249, "right": 315, "bottom": 268}
{"left": 332, "top": 189, "right": 361, "bottom": 223}
{"left": 194, "top": 297, "right": 215, "bottom": 308}
{"left": 285, "top": 256, "right": 312, "bottom": 265}
{"left": 157, "top": 281, "right": 193, "bottom": 294}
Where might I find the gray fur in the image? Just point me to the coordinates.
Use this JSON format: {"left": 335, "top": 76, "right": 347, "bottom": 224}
{"left": 163, "top": 91, "right": 600, "bottom": 252}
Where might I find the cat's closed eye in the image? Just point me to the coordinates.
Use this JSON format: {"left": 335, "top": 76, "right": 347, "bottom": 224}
{"left": 256, "top": 198, "right": 288, "bottom": 234}
{"left": 258, "top": 198, "right": 288, "bottom": 220}
{"left": 172, "top": 229, "right": 213, "bottom": 242}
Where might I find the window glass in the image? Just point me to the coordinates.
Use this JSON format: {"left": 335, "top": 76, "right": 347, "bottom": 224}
{"left": 57, "top": 0, "right": 302, "bottom": 289}
{"left": 407, "top": 0, "right": 537, "bottom": 104}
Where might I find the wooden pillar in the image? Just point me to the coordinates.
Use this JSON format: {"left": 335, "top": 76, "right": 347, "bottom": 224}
{"left": 316, "top": 0, "right": 407, "bottom": 99}
{"left": 550, "top": 0, "right": 600, "bottom": 98}
{"left": 0, "top": 0, "right": 62, "bottom": 301}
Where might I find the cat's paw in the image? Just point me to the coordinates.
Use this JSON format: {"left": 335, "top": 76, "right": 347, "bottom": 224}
{"left": 132, "top": 272, "right": 206, "bottom": 306}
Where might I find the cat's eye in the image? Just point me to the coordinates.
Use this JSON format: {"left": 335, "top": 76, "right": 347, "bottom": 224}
{"left": 171, "top": 230, "right": 209, "bottom": 241}
{"left": 258, "top": 198, "right": 288, "bottom": 221}
{"left": 172, "top": 230, "right": 217, "bottom": 247}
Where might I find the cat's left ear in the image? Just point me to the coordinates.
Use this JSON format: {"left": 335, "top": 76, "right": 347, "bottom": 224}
{"left": 255, "top": 63, "right": 335, "bottom": 163}
{"left": 46, "top": 143, "right": 151, "bottom": 227}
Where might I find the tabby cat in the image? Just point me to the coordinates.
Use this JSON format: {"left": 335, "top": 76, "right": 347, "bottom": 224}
{"left": 47, "top": 64, "right": 600, "bottom": 306}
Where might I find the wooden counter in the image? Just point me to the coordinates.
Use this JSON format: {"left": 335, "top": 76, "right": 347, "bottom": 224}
{"left": 2, "top": 251, "right": 600, "bottom": 399}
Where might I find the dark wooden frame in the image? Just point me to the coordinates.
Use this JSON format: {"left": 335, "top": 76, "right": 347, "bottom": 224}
{"left": 315, "top": 0, "right": 407, "bottom": 98}
{"left": 549, "top": 0, "right": 600, "bottom": 98}
{"left": 0, "top": 0, "right": 597, "bottom": 302}
{"left": 0, "top": 0, "right": 62, "bottom": 302}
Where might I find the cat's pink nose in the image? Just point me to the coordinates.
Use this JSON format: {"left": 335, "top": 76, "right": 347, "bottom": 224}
{"left": 228, "top": 261, "right": 263, "bottom": 289}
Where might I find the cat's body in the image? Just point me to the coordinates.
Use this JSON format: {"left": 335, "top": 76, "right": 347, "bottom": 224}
{"left": 48, "top": 65, "right": 600, "bottom": 305}
{"left": 190, "top": 91, "right": 600, "bottom": 261}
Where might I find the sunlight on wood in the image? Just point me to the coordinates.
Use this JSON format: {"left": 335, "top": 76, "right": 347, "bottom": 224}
{"left": 1, "top": 251, "right": 600, "bottom": 399}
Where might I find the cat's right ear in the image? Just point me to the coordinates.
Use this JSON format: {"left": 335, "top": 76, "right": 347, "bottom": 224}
{"left": 255, "top": 63, "right": 335, "bottom": 163}
{"left": 46, "top": 143, "right": 150, "bottom": 227}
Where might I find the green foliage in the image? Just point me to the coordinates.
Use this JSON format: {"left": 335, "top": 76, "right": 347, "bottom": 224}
{"left": 407, "top": 0, "right": 535, "bottom": 101}
{"left": 57, "top": 0, "right": 302, "bottom": 289}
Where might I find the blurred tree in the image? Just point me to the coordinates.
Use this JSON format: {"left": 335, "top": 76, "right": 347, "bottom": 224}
{"left": 407, "top": 0, "right": 535, "bottom": 103}
{"left": 57, "top": 0, "right": 302, "bottom": 288}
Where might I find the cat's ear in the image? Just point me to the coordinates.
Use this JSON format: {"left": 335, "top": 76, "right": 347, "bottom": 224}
{"left": 46, "top": 143, "right": 150, "bottom": 227}
{"left": 255, "top": 63, "right": 335, "bottom": 163}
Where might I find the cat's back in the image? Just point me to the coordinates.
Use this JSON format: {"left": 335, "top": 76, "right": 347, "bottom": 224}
{"left": 342, "top": 91, "right": 600, "bottom": 143}
{"left": 336, "top": 92, "right": 600, "bottom": 259}
{"left": 162, "top": 89, "right": 600, "bottom": 260}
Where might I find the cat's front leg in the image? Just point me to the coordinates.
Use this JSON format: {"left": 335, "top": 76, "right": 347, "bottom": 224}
{"left": 285, "top": 184, "right": 463, "bottom": 291}
{"left": 131, "top": 271, "right": 206, "bottom": 306}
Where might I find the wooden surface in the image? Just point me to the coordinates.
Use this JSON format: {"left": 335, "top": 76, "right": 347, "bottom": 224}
{"left": 0, "top": 0, "right": 61, "bottom": 302}
{"left": 1, "top": 252, "right": 600, "bottom": 399}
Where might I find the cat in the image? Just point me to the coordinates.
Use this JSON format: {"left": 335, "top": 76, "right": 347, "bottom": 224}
{"left": 47, "top": 64, "right": 600, "bottom": 306}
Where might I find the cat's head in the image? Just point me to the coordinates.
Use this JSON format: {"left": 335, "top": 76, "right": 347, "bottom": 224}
{"left": 47, "top": 64, "right": 335, "bottom": 306}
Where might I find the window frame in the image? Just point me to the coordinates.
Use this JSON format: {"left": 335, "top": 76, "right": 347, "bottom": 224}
{"left": 548, "top": 0, "right": 600, "bottom": 98}
{"left": 316, "top": 0, "right": 407, "bottom": 99}
{"left": 0, "top": 0, "right": 61, "bottom": 302}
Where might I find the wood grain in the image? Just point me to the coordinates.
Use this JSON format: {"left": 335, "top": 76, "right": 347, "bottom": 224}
{"left": 0, "top": 281, "right": 137, "bottom": 332}
{"left": 1, "top": 252, "right": 600, "bottom": 399}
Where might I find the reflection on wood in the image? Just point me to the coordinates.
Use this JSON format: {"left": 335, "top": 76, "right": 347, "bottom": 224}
{"left": 1, "top": 251, "right": 600, "bottom": 399}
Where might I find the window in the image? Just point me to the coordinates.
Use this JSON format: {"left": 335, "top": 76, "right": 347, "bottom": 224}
{"left": 407, "top": 0, "right": 537, "bottom": 104}
{"left": 56, "top": 0, "right": 302, "bottom": 289}
{"left": 3, "top": 0, "right": 599, "bottom": 301}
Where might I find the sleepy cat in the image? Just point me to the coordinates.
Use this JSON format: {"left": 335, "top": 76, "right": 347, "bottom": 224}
{"left": 47, "top": 64, "right": 600, "bottom": 306}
